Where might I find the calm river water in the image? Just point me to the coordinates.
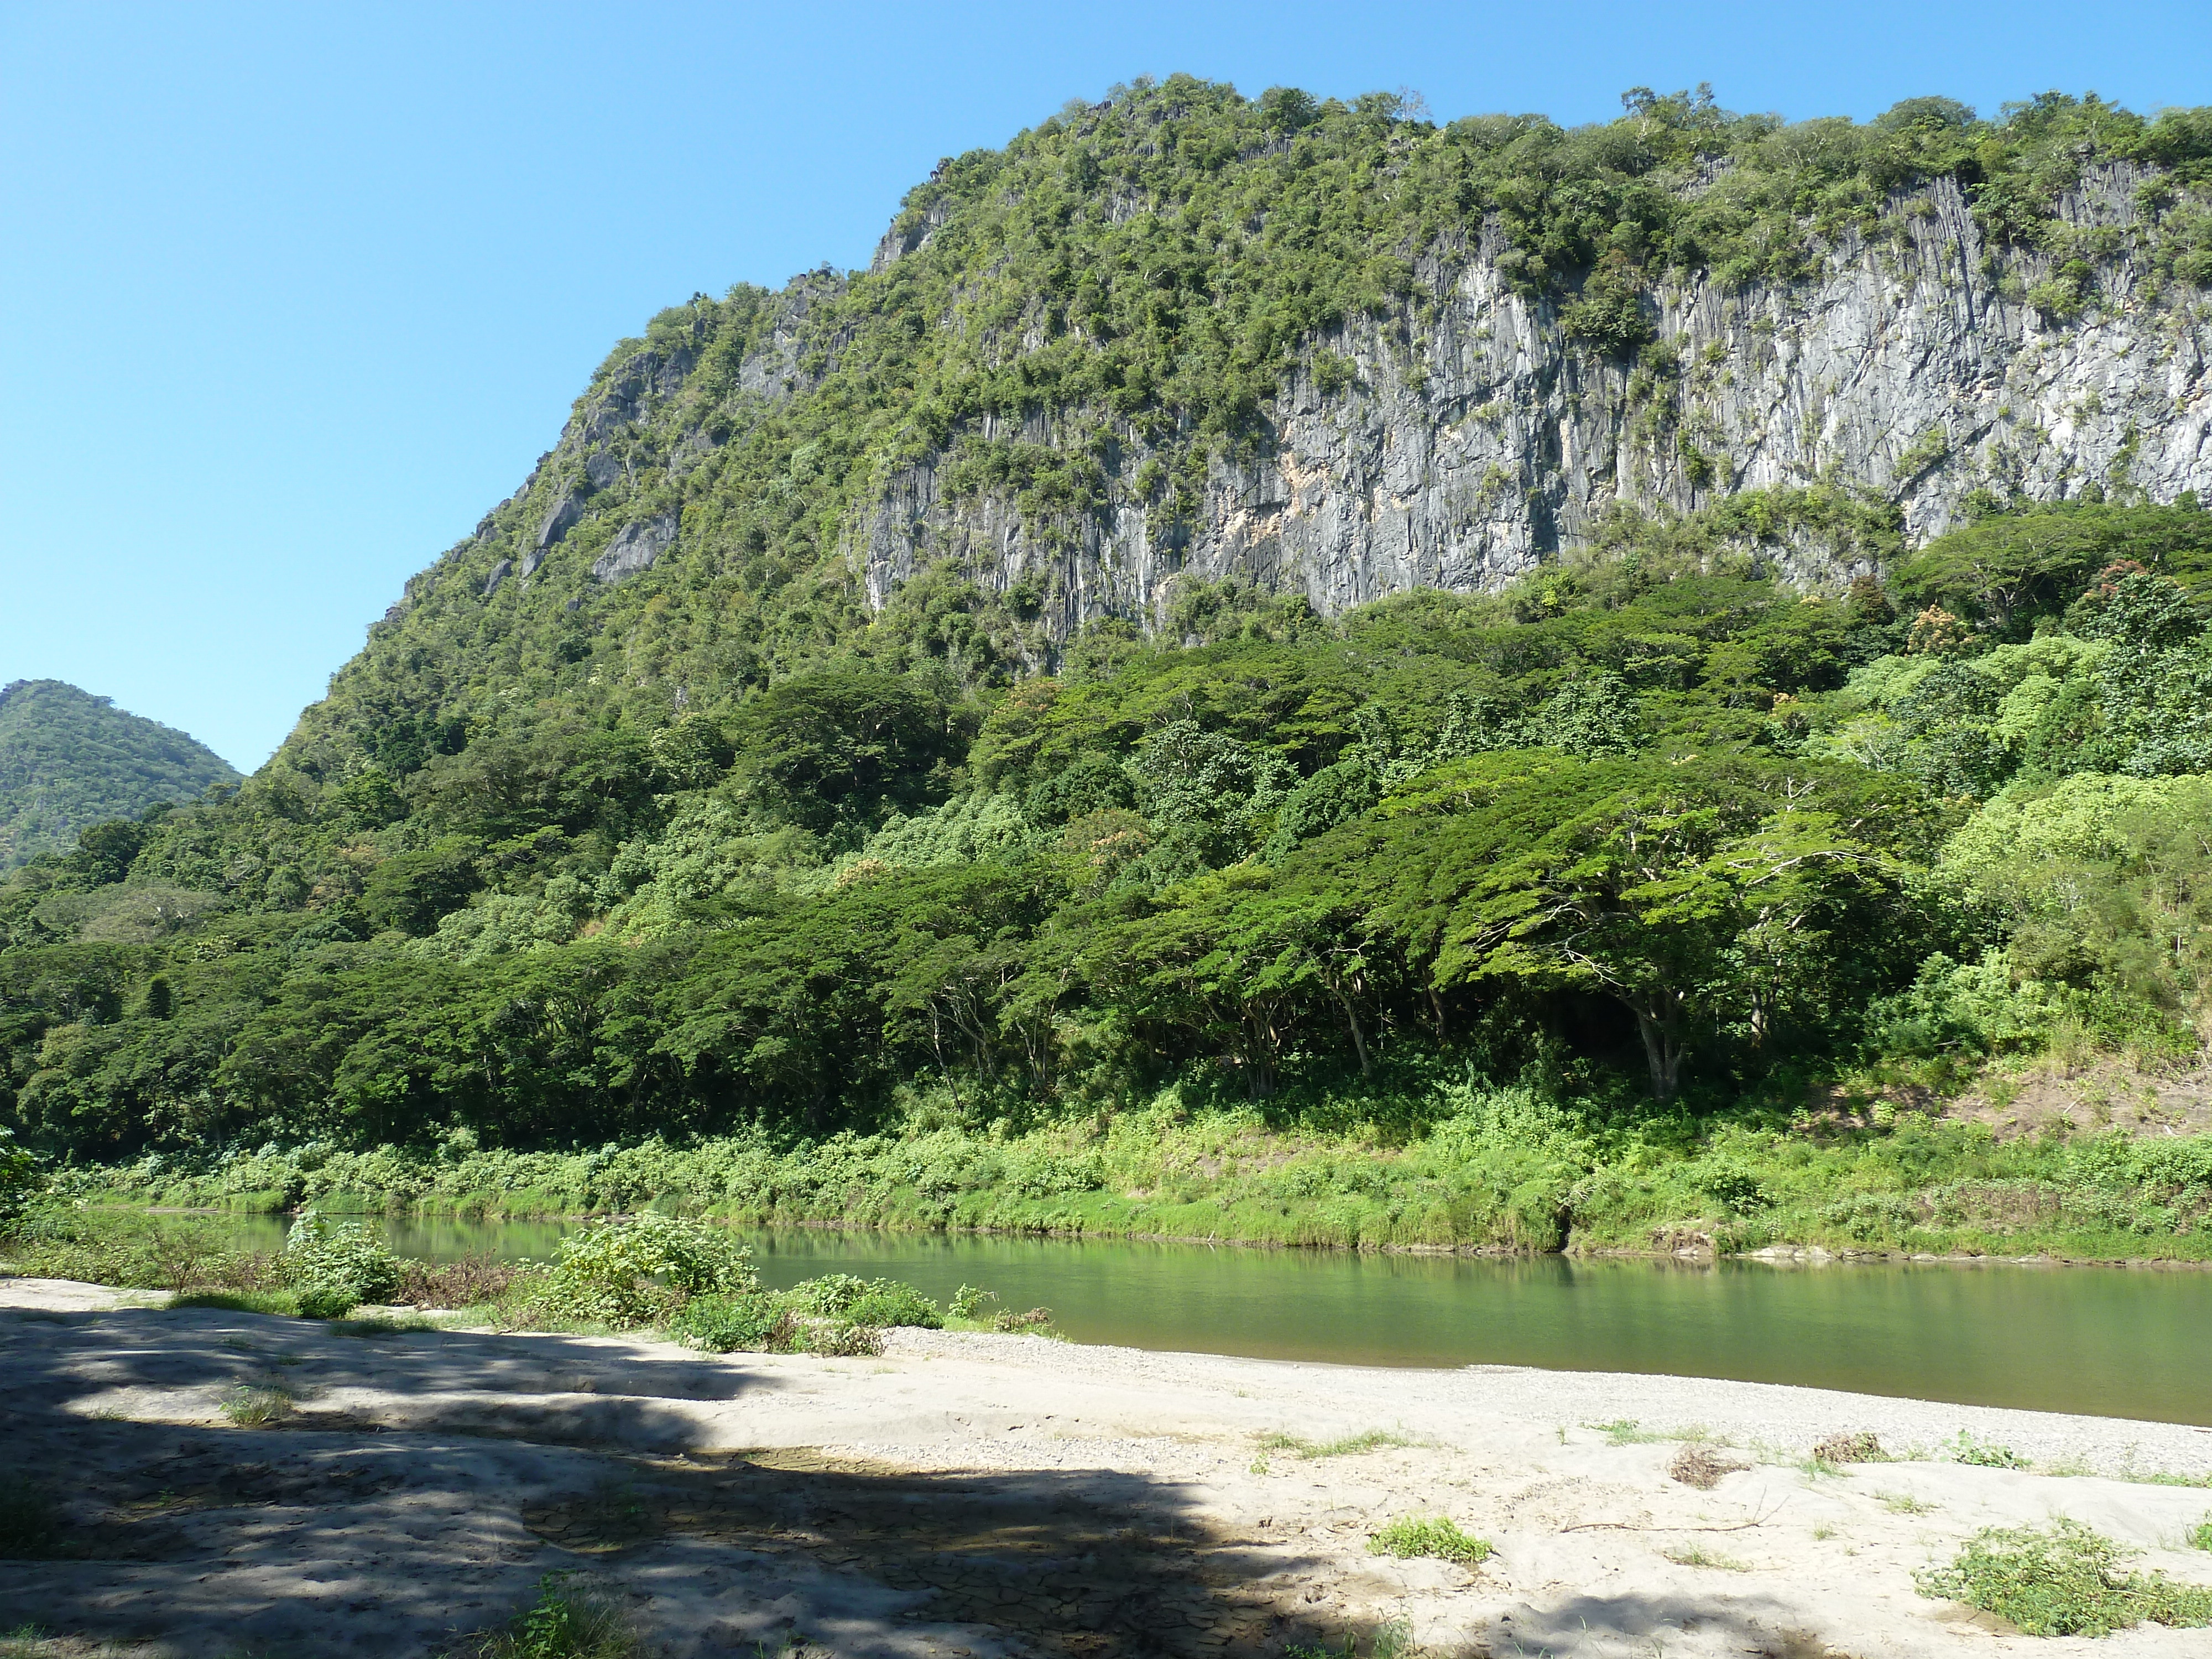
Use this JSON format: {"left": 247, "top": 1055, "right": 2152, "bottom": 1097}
{"left": 197, "top": 1214, "right": 2212, "bottom": 1425}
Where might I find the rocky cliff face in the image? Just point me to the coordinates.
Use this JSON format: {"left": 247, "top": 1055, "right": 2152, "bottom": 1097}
{"left": 442, "top": 166, "right": 2211, "bottom": 660}
{"left": 852, "top": 164, "right": 2212, "bottom": 639}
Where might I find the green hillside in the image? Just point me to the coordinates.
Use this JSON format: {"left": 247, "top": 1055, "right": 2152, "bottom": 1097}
{"left": 7, "top": 79, "right": 2212, "bottom": 1257}
{"left": 0, "top": 681, "right": 238, "bottom": 871}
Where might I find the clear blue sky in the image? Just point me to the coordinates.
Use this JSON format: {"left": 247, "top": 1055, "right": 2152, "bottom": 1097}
{"left": 3, "top": 1, "right": 2208, "bottom": 769}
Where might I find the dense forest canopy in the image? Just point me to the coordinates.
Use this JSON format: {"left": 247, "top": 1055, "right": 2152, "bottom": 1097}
{"left": 7, "top": 79, "right": 2212, "bottom": 1167}
{"left": 0, "top": 681, "right": 238, "bottom": 873}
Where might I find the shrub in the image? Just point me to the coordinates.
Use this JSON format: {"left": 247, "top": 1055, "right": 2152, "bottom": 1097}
{"left": 2189, "top": 1517, "right": 2212, "bottom": 1552}
{"left": 1367, "top": 1516, "right": 1492, "bottom": 1564}
{"left": 783, "top": 1273, "right": 870, "bottom": 1317}
{"left": 950, "top": 1284, "right": 994, "bottom": 1318}
{"left": 0, "top": 1129, "right": 36, "bottom": 1227}
{"left": 667, "top": 1292, "right": 791, "bottom": 1353}
{"left": 540, "top": 1214, "right": 757, "bottom": 1327}
{"left": 1916, "top": 1520, "right": 2212, "bottom": 1636}
{"left": 275, "top": 1209, "right": 400, "bottom": 1317}
{"left": 842, "top": 1282, "right": 942, "bottom": 1328}
{"left": 803, "top": 1321, "right": 885, "bottom": 1357}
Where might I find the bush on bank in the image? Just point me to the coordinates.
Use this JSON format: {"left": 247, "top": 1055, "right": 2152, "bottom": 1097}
{"left": 45, "top": 1076, "right": 2212, "bottom": 1261}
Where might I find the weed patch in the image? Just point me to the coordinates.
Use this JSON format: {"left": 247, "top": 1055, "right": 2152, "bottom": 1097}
{"left": 460, "top": 1572, "right": 637, "bottom": 1659}
{"left": 1368, "top": 1515, "right": 1490, "bottom": 1566}
{"left": 1664, "top": 1544, "right": 1750, "bottom": 1570}
{"left": 220, "top": 1386, "right": 291, "bottom": 1427}
{"left": 1879, "top": 1492, "right": 1937, "bottom": 1515}
{"left": 1670, "top": 1446, "right": 1749, "bottom": 1488}
{"left": 1258, "top": 1429, "right": 1412, "bottom": 1460}
{"left": 1916, "top": 1520, "right": 2212, "bottom": 1636}
{"left": 172, "top": 1290, "right": 300, "bottom": 1316}
{"left": 1947, "top": 1431, "right": 2031, "bottom": 1469}
{"left": 1813, "top": 1431, "right": 1887, "bottom": 1464}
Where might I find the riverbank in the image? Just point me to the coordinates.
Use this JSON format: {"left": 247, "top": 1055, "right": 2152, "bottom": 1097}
{"left": 55, "top": 1085, "right": 2212, "bottom": 1264}
{"left": 6, "top": 1276, "right": 2211, "bottom": 1657}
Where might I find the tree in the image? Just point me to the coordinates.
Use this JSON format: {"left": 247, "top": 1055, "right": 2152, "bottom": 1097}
{"left": 1425, "top": 760, "right": 1898, "bottom": 1100}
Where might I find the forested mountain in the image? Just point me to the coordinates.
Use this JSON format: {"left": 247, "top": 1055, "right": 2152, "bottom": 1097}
{"left": 0, "top": 681, "right": 237, "bottom": 872}
{"left": 8, "top": 79, "right": 2212, "bottom": 1170}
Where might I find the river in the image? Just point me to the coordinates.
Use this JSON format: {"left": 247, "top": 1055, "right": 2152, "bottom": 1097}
{"left": 183, "top": 1212, "right": 2212, "bottom": 1426}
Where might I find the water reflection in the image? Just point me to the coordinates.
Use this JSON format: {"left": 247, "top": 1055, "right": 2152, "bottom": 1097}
{"left": 185, "top": 1212, "right": 2212, "bottom": 1424}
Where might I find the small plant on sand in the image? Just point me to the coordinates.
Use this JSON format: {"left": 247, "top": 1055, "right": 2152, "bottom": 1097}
{"left": 1670, "top": 1445, "right": 1749, "bottom": 1488}
{"left": 1368, "top": 1516, "right": 1492, "bottom": 1565}
{"left": 1259, "top": 1429, "right": 1412, "bottom": 1460}
{"left": 1813, "top": 1431, "right": 1887, "bottom": 1464}
{"left": 1286, "top": 1619, "right": 1421, "bottom": 1659}
{"left": 990, "top": 1305, "right": 1056, "bottom": 1333}
{"left": 2189, "top": 1516, "right": 2212, "bottom": 1552}
{"left": 1665, "top": 1544, "right": 1750, "bottom": 1571}
{"left": 1880, "top": 1492, "right": 1937, "bottom": 1515}
{"left": 220, "top": 1385, "right": 291, "bottom": 1427}
{"left": 464, "top": 1572, "right": 638, "bottom": 1659}
{"left": 1946, "top": 1431, "right": 2031, "bottom": 1469}
{"left": 1917, "top": 1520, "right": 2212, "bottom": 1636}
{"left": 0, "top": 1479, "right": 62, "bottom": 1559}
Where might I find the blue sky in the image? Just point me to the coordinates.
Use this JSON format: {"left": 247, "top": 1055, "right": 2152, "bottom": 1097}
{"left": 3, "top": 1, "right": 2209, "bottom": 769}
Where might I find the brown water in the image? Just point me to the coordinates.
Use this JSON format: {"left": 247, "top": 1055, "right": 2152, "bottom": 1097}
{"left": 201, "top": 1213, "right": 2212, "bottom": 1426}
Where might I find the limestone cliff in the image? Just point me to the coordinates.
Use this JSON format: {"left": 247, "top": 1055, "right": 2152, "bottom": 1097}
{"left": 854, "top": 164, "right": 2211, "bottom": 638}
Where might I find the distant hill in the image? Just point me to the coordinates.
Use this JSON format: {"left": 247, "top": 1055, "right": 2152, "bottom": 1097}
{"left": 0, "top": 680, "right": 239, "bottom": 869}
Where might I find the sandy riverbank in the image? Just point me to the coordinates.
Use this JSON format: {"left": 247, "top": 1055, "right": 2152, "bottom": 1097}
{"left": 3, "top": 1276, "right": 2210, "bottom": 1658}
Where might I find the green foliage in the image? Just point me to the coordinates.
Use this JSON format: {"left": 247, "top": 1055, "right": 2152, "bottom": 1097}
{"left": 1947, "top": 1431, "right": 2031, "bottom": 1469}
{"left": 464, "top": 1573, "right": 638, "bottom": 1659}
{"left": 538, "top": 1212, "right": 758, "bottom": 1327}
{"left": 1368, "top": 1515, "right": 1493, "bottom": 1564}
{"left": 0, "top": 1129, "right": 34, "bottom": 1225}
{"left": 0, "top": 681, "right": 237, "bottom": 872}
{"left": 1916, "top": 1520, "right": 2212, "bottom": 1636}
{"left": 666, "top": 1291, "right": 791, "bottom": 1352}
{"left": 275, "top": 1208, "right": 401, "bottom": 1317}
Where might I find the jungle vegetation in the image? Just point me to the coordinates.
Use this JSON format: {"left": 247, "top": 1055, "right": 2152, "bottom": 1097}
{"left": 7, "top": 79, "right": 2212, "bottom": 1254}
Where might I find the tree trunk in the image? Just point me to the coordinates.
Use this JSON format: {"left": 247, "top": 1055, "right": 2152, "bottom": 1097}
{"left": 1333, "top": 984, "right": 1371, "bottom": 1078}
{"left": 1622, "top": 992, "right": 1686, "bottom": 1103}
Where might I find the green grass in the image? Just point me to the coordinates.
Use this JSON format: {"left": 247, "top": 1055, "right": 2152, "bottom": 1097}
{"left": 1879, "top": 1492, "right": 1937, "bottom": 1515}
{"left": 461, "top": 1573, "right": 638, "bottom": 1659}
{"left": 219, "top": 1386, "right": 291, "bottom": 1428}
{"left": 1258, "top": 1429, "right": 1413, "bottom": 1459}
{"left": 1663, "top": 1545, "right": 1750, "bottom": 1571}
{"left": 1916, "top": 1520, "right": 2212, "bottom": 1636}
{"left": 1366, "top": 1517, "right": 1491, "bottom": 1566}
{"left": 172, "top": 1290, "right": 300, "bottom": 1316}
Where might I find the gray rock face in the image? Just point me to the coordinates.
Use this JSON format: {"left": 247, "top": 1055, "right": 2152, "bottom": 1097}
{"left": 855, "top": 167, "right": 2212, "bottom": 641}
{"left": 535, "top": 492, "right": 584, "bottom": 551}
{"left": 592, "top": 514, "right": 678, "bottom": 583}
{"left": 481, "top": 559, "right": 513, "bottom": 598}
